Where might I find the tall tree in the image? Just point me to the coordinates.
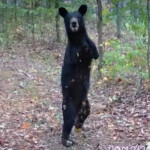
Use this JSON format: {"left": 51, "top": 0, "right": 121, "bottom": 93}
{"left": 97, "top": 0, "right": 103, "bottom": 78}
{"left": 130, "top": 0, "right": 137, "bottom": 22}
{"left": 147, "top": 0, "right": 150, "bottom": 80}
{"left": 14, "top": 0, "right": 17, "bottom": 22}
{"left": 55, "top": 0, "right": 60, "bottom": 42}
{"left": 116, "top": 0, "right": 122, "bottom": 39}
{"left": 31, "top": 0, "right": 35, "bottom": 43}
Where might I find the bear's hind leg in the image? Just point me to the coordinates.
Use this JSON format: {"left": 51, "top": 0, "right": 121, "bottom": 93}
{"left": 62, "top": 98, "right": 77, "bottom": 147}
{"left": 75, "top": 99, "right": 90, "bottom": 129}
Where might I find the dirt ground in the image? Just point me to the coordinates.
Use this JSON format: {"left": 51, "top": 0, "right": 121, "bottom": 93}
{"left": 0, "top": 39, "right": 150, "bottom": 150}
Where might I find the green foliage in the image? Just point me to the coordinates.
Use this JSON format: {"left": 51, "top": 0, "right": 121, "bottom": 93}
{"left": 0, "top": 0, "right": 149, "bottom": 81}
{"left": 100, "top": 0, "right": 149, "bottom": 80}
{"left": 0, "top": 33, "right": 10, "bottom": 47}
{"left": 0, "top": 0, "right": 60, "bottom": 46}
{"left": 0, "top": 0, "right": 96, "bottom": 46}
{"left": 103, "top": 6, "right": 114, "bottom": 24}
{"left": 130, "top": 22, "right": 147, "bottom": 36}
{"left": 102, "top": 39, "right": 147, "bottom": 79}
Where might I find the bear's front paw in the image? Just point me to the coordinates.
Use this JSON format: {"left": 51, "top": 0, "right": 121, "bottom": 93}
{"left": 93, "top": 52, "right": 99, "bottom": 60}
{"left": 82, "top": 41, "right": 89, "bottom": 50}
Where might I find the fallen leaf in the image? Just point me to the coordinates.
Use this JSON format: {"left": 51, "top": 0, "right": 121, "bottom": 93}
{"left": 22, "top": 122, "right": 30, "bottom": 129}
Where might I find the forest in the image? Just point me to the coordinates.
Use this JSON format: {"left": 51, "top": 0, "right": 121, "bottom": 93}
{"left": 0, "top": 0, "right": 150, "bottom": 149}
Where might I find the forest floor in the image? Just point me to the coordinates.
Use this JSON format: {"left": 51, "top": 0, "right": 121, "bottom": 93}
{"left": 0, "top": 27, "right": 150, "bottom": 150}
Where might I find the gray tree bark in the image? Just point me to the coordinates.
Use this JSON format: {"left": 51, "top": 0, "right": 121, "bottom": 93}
{"left": 147, "top": 0, "right": 150, "bottom": 80}
{"left": 31, "top": 0, "right": 35, "bottom": 43}
{"left": 55, "top": 0, "right": 61, "bottom": 42}
{"left": 116, "top": 1, "right": 121, "bottom": 39}
{"left": 97, "top": 0, "right": 103, "bottom": 78}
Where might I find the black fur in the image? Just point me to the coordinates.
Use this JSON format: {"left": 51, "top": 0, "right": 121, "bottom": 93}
{"left": 59, "top": 4, "right": 99, "bottom": 147}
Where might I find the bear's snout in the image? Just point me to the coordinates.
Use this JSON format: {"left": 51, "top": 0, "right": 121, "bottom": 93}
{"left": 71, "top": 21, "right": 77, "bottom": 28}
{"left": 70, "top": 17, "right": 79, "bottom": 32}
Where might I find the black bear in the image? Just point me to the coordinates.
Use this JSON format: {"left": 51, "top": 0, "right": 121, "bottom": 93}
{"left": 59, "top": 4, "right": 99, "bottom": 147}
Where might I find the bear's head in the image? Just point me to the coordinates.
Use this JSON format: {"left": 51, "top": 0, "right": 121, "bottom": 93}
{"left": 59, "top": 5, "right": 87, "bottom": 33}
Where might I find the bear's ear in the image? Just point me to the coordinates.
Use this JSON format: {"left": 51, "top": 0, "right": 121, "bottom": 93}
{"left": 78, "top": 5, "right": 87, "bottom": 16}
{"left": 59, "top": 7, "right": 68, "bottom": 18}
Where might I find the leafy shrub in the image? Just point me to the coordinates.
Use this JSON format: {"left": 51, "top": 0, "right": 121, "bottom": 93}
{"left": 102, "top": 39, "right": 147, "bottom": 79}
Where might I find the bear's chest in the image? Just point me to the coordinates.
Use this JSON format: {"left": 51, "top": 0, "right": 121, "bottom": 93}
{"left": 71, "top": 49, "right": 91, "bottom": 83}
{"left": 74, "top": 47, "right": 92, "bottom": 66}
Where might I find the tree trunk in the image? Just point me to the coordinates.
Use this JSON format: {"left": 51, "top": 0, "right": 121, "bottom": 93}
{"left": 97, "top": 0, "right": 103, "bottom": 78}
{"left": 1, "top": 0, "right": 6, "bottom": 32}
{"left": 3, "top": 2, "right": 7, "bottom": 34}
{"left": 116, "top": 1, "right": 121, "bottom": 39}
{"left": 31, "top": 1, "right": 35, "bottom": 43}
{"left": 147, "top": 0, "right": 150, "bottom": 80}
{"left": 131, "top": 0, "right": 138, "bottom": 22}
{"left": 46, "top": 0, "right": 51, "bottom": 8}
{"left": 0, "top": 8, "right": 4, "bottom": 32}
{"left": 55, "top": 0, "right": 61, "bottom": 42}
{"left": 14, "top": 0, "right": 17, "bottom": 22}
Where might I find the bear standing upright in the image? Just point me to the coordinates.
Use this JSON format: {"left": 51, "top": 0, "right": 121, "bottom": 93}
{"left": 59, "top": 4, "right": 99, "bottom": 147}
